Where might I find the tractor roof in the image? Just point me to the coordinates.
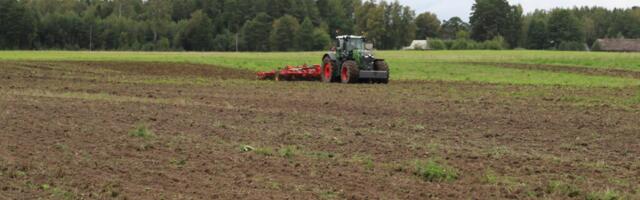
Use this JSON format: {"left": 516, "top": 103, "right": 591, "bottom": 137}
{"left": 336, "top": 35, "right": 365, "bottom": 40}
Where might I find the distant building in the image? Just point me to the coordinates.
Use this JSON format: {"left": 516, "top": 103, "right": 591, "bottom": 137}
{"left": 403, "top": 40, "right": 429, "bottom": 50}
{"left": 592, "top": 39, "right": 640, "bottom": 52}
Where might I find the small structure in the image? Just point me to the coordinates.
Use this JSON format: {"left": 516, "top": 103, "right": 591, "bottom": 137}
{"left": 403, "top": 40, "right": 429, "bottom": 50}
{"left": 592, "top": 39, "right": 640, "bottom": 52}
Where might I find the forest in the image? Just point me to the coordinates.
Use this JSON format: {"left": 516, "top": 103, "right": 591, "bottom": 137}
{"left": 0, "top": 0, "right": 638, "bottom": 51}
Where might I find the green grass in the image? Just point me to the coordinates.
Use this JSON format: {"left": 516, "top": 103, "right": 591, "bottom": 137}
{"left": 414, "top": 159, "right": 459, "bottom": 182}
{"left": 586, "top": 189, "right": 622, "bottom": 200}
{"left": 278, "top": 145, "right": 298, "bottom": 159}
{"left": 546, "top": 180, "right": 581, "bottom": 198}
{"left": 1, "top": 50, "right": 640, "bottom": 87}
{"left": 129, "top": 124, "right": 155, "bottom": 139}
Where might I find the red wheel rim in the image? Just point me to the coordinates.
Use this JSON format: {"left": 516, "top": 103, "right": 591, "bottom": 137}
{"left": 324, "top": 63, "right": 332, "bottom": 80}
{"left": 341, "top": 66, "right": 348, "bottom": 81}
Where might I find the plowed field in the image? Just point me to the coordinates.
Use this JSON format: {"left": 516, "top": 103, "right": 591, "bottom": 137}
{"left": 1, "top": 61, "right": 639, "bottom": 199}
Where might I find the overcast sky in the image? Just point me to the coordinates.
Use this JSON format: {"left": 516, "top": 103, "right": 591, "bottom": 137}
{"left": 397, "top": 0, "right": 640, "bottom": 21}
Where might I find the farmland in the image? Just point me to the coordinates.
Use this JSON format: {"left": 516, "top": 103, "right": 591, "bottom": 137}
{"left": 1, "top": 50, "right": 639, "bottom": 199}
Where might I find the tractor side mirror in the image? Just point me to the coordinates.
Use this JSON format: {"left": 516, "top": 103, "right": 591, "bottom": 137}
{"left": 365, "top": 43, "right": 374, "bottom": 50}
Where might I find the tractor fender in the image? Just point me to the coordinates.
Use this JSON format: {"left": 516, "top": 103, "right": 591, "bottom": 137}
{"left": 323, "top": 53, "right": 337, "bottom": 62}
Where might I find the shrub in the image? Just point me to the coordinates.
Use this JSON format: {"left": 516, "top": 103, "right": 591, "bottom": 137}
{"left": 141, "top": 42, "right": 155, "bottom": 51}
{"left": 450, "top": 39, "right": 477, "bottom": 50}
{"left": 481, "top": 36, "right": 508, "bottom": 50}
{"left": 428, "top": 39, "right": 447, "bottom": 50}
{"left": 414, "top": 159, "right": 458, "bottom": 182}
{"left": 155, "top": 37, "right": 171, "bottom": 51}
{"left": 444, "top": 40, "right": 455, "bottom": 49}
{"left": 558, "top": 41, "right": 587, "bottom": 51}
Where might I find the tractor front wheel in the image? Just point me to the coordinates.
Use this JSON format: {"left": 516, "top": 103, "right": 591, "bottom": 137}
{"left": 374, "top": 61, "right": 389, "bottom": 84}
{"left": 322, "top": 57, "right": 336, "bottom": 83}
{"left": 341, "top": 60, "right": 359, "bottom": 84}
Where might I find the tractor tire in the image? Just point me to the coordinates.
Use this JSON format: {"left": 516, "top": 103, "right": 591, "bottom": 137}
{"left": 341, "top": 60, "right": 359, "bottom": 84}
{"left": 321, "top": 57, "right": 336, "bottom": 83}
{"left": 374, "top": 60, "right": 389, "bottom": 84}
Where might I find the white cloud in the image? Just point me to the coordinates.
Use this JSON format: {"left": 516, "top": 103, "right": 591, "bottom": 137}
{"left": 397, "top": 0, "right": 640, "bottom": 21}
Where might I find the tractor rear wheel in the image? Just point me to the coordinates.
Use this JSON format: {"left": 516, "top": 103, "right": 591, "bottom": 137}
{"left": 341, "top": 60, "right": 359, "bottom": 84}
{"left": 374, "top": 60, "right": 389, "bottom": 84}
{"left": 322, "top": 57, "right": 336, "bottom": 83}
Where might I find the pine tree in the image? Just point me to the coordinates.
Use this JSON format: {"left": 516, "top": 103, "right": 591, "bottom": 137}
{"left": 0, "top": 0, "right": 36, "bottom": 49}
{"left": 182, "top": 10, "right": 214, "bottom": 51}
{"left": 311, "top": 28, "right": 331, "bottom": 50}
{"left": 526, "top": 19, "right": 548, "bottom": 49}
{"left": 240, "top": 13, "right": 272, "bottom": 51}
{"left": 296, "top": 17, "right": 315, "bottom": 51}
{"left": 269, "top": 15, "right": 300, "bottom": 51}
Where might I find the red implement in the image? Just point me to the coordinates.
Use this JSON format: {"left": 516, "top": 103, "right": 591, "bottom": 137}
{"left": 257, "top": 64, "right": 322, "bottom": 81}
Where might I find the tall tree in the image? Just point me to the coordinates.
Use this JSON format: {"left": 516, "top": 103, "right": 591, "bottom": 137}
{"left": 171, "top": 0, "right": 196, "bottom": 21}
{"left": 319, "top": 0, "right": 349, "bottom": 36}
{"left": 269, "top": 15, "right": 300, "bottom": 51}
{"left": 181, "top": 10, "right": 214, "bottom": 51}
{"left": 296, "top": 17, "right": 315, "bottom": 51}
{"left": 311, "top": 28, "right": 331, "bottom": 50}
{"left": 440, "top": 17, "right": 469, "bottom": 40}
{"left": 547, "top": 9, "right": 584, "bottom": 45}
{"left": 415, "top": 12, "right": 440, "bottom": 39}
{"left": 470, "top": 0, "right": 522, "bottom": 47}
{"left": 144, "top": 0, "right": 172, "bottom": 43}
{"left": 240, "top": 13, "right": 272, "bottom": 51}
{"left": 505, "top": 5, "right": 523, "bottom": 47}
{"left": 0, "top": 0, "right": 37, "bottom": 49}
{"left": 526, "top": 19, "right": 548, "bottom": 49}
{"left": 355, "top": 1, "right": 385, "bottom": 46}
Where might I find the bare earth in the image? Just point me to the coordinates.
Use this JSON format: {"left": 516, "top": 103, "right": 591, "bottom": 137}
{"left": 1, "top": 61, "right": 638, "bottom": 199}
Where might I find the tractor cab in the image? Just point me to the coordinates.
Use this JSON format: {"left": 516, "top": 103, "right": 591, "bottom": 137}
{"left": 337, "top": 35, "right": 366, "bottom": 52}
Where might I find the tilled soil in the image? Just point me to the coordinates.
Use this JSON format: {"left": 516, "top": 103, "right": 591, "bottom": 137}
{"left": 466, "top": 62, "right": 640, "bottom": 79}
{"left": 1, "top": 61, "right": 639, "bottom": 199}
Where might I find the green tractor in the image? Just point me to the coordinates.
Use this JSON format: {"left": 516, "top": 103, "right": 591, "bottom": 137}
{"left": 322, "top": 35, "right": 390, "bottom": 84}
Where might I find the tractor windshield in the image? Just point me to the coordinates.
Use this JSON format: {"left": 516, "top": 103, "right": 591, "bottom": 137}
{"left": 346, "top": 38, "right": 365, "bottom": 51}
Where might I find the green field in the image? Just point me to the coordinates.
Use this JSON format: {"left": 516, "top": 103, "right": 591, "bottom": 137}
{"left": 1, "top": 50, "right": 640, "bottom": 87}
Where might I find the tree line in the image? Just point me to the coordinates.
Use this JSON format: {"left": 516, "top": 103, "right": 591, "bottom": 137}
{"left": 0, "top": 0, "right": 638, "bottom": 51}
{"left": 0, "top": 0, "right": 414, "bottom": 51}
{"left": 419, "top": 0, "right": 640, "bottom": 50}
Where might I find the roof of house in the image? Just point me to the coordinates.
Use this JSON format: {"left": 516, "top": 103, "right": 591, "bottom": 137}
{"left": 594, "top": 39, "right": 640, "bottom": 52}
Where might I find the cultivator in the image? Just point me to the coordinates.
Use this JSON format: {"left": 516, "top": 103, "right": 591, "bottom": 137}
{"left": 257, "top": 35, "right": 390, "bottom": 84}
{"left": 256, "top": 64, "right": 322, "bottom": 81}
